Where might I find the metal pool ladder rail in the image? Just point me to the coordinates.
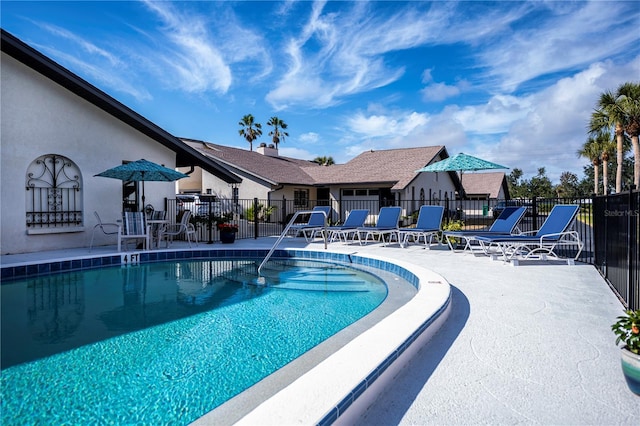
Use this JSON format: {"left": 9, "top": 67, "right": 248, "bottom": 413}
{"left": 257, "top": 209, "right": 328, "bottom": 277}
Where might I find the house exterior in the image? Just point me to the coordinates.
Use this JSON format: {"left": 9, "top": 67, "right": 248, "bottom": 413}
{"left": 458, "top": 172, "right": 510, "bottom": 217}
{"left": 461, "top": 172, "right": 509, "bottom": 200}
{"left": 1, "top": 30, "right": 240, "bottom": 254}
{"left": 179, "top": 139, "right": 462, "bottom": 222}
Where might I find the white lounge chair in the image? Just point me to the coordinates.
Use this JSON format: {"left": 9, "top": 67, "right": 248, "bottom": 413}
{"left": 355, "top": 206, "right": 402, "bottom": 246}
{"left": 288, "top": 206, "right": 331, "bottom": 242}
{"left": 398, "top": 205, "right": 444, "bottom": 248}
{"left": 316, "top": 209, "right": 369, "bottom": 243}
{"left": 475, "top": 204, "right": 583, "bottom": 265}
{"left": 443, "top": 206, "right": 526, "bottom": 252}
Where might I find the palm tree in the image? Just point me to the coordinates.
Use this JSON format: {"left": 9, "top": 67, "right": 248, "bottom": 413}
{"left": 617, "top": 82, "right": 640, "bottom": 188}
{"left": 590, "top": 90, "right": 626, "bottom": 193}
{"left": 313, "top": 156, "right": 335, "bottom": 166}
{"left": 266, "top": 116, "right": 289, "bottom": 148}
{"left": 590, "top": 82, "right": 640, "bottom": 192}
{"left": 599, "top": 132, "right": 617, "bottom": 195}
{"left": 238, "top": 114, "right": 262, "bottom": 151}
{"left": 577, "top": 136, "right": 602, "bottom": 195}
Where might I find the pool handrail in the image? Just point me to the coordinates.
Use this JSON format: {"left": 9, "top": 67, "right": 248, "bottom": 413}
{"left": 257, "top": 209, "right": 328, "bottom": 277}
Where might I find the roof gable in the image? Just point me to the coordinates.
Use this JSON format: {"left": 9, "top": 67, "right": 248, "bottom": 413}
{"left": 304, "top": 146, "right": 447, "bottom": 189}
{"left": 461, "top": 172, "right": 508, "bottom": 198}
{"left": 1, "top": 29, "right": 241, "bottom": 184}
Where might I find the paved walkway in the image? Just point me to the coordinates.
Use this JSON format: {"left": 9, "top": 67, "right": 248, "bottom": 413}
{"left": 2, "top": 239, "right": 638, "bottom": 424}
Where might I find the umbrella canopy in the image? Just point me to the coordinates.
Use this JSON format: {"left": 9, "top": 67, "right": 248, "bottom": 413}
{"left": 95, "top": 159, "right": 189, "bottom": 206}
{"left": 416, "top": 152, "right": 508, "bottom": 173}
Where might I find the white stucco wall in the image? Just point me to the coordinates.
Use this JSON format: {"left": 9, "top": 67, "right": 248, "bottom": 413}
{"left": 1, "top": 53, "right": 177, "bottom": 254}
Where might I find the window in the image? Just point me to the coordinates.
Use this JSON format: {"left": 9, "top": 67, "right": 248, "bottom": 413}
{"left": 294, "top": 189, "right": 309, "bottom": 207}
{"left": 26, "top": 154, "right": 83, "bottom": 229}
{"left": 342, "top": 188, "right": 380, "bottom": 197}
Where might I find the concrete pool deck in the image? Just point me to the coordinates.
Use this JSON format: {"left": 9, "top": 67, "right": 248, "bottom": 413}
{"left": 2, "top": 237, "right": 638, "bottom": 425}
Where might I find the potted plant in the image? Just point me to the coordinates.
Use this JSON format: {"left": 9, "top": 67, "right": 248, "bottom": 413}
{"left": 611, "top": 309, "right": 640, "bottom": 395}
{"left": 217, "top": 222, "right": 238, "bottom": 244}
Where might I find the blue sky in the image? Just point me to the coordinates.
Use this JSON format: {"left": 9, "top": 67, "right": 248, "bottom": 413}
{"left": 2, "top": 1, "right": 639, "bottom": 183}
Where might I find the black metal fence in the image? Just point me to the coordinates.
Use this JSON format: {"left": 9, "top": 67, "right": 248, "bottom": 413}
{"left": 593, "top": 190, "right": 639, "bottom": 310}
{"left": 161, "top": 194, "right": 637, "bottom": 309}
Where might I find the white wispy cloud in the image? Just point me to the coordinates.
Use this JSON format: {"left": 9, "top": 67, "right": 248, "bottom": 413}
{"left": 266, "top": 1, "right": 454, "bottom": 109}
{"left": 476, "top": 1, "right": 639, "bottom": 92}
{"left": 32, "top": 23, "right": 152, "bottom": 101}
{"left": 141, "top": 1, "right": 232, "bottom": 94}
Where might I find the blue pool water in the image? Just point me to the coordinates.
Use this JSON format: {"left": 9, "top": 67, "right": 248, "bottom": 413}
{"left": 1, "top": 258, "right": 387, "bottom": 424}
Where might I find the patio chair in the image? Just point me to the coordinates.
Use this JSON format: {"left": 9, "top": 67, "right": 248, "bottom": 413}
{"left": 118, "top": 211, "right": 150, "bottom": 252}
{"left": 148, "top": 210, "right": 167, "bottom": 248}
{"left": 160, "top": 210, "right": 197, "bottom": 248}
{"left": 287, "top": 206, "right": 331, "bottom": 242}
{"left": 355, "top": 206, "right": 402, "bottom": 246}
{"left": 398, "top": 205, "right": 444, "bottom": 248}
{"left": 443, "top": 206, "right": 526, "bottom": 252}
{"left": 475, "top": 204, "right": 583, "bottom": 265}
{"left": 89, "top": 211, "right": 120, "bottom": 251}
{"left": 315, "top": 209, "right": 370, "bottom": 243}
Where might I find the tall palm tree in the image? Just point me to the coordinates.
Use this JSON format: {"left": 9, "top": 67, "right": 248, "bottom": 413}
{"left": 577, "top": 136, "right": 602, "bottom": 195}
{"left": 617, "top": 82, "right": 640, "bottom": 188}
{"left": 599, "top": 132, "right": 617, "bottom": 195}
{"left": 266, "top": 116, "right": 289, "bottom": 148}
{"left": 238, "top": 114, "right": 262, "bottom": 151}
{"left": 590, "top": 90, "right": 626, "bottom": 193}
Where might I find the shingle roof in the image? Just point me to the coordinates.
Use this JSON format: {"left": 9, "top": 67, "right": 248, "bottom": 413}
{"left": 182, "top": 139, "right": 318, "bottom": 185}
{"left": 461, "top": 172, "right": 507, "bottom": 198}
{"left": 303, "top": 146, "right": 447, "bottom": 190}
{"left": 185, "top": 141, "right": 448, "bottom": 190}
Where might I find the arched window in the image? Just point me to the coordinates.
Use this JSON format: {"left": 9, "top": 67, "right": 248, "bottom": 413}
{"left": 26, "top": 154, "right": 83, "bottom": 229}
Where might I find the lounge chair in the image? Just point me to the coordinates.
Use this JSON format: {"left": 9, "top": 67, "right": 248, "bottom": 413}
{"left": 475, "top": 204, "right": 583, "bottom": 265}
{"left": 443, "top": 206, "right": 526, "bottom": 252}
{"left": 355, "top": 206, "right": 402, "bottom": 246}
{"left": 315, "top": 209, "right": 369, "bottom": 243}
{"left": 118, "top": 211, "right": 150, "bottom": 252}
{"left": 286, "top": 206, "right": 331, "bottom": 242}
{"left": 398, "top": 205, "right": 444, "bottom": 248}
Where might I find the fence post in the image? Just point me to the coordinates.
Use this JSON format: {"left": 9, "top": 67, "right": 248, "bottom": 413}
{"left": 207, "top": 198, "right": 214, "bottom": 244}
{"left": 282, "top": 196, "right": 287, "bottom": 231}
{"left": 628, "top": 186, "right": 637, "bottom": 309}
{"left": 253, "top": 198, "right": 259, "bottom": 239}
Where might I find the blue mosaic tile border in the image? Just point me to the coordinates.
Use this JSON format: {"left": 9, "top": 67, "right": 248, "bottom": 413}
{"left": 1, "top": 249, "right": 419, "bottom": 290}
{"left": 317, "top": 291, "right": 451, "bottom": 426}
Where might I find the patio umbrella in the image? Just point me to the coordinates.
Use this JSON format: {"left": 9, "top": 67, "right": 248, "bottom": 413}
{"left": 95, "top": 159, "right": 189, "bottom": 207}
{"left": 415, "top": 152, "right": 509, "bottom": 174}
{"left": 416, "top": 153, "right": 509, "bottom": 211}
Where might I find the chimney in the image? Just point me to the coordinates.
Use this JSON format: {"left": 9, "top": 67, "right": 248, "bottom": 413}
{"left": 257, "top": 143, "right": 279, "bottom": 157}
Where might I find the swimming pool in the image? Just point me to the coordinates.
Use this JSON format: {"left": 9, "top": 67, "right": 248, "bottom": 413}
{"left": 1, "top": 257, "right": 394, "bottom": 424}
{"left": 1, "top": 246, "right": 451, "bottom": 424}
